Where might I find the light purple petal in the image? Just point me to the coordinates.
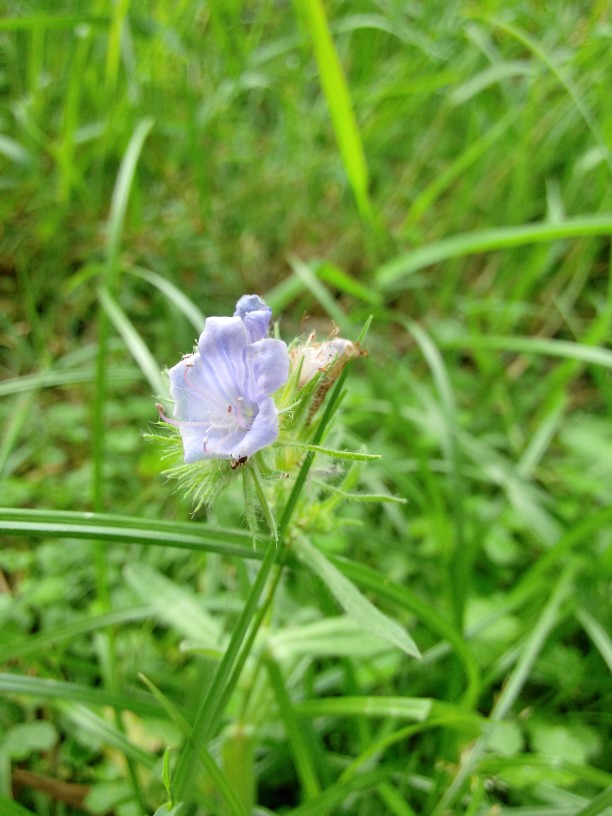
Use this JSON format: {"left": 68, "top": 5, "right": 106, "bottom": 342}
{"left": 196, "top": 316, "right": 249, "bottom": 404}
{"left": 246, "top": 339, "right": 290, "bottom": 399}
{"left": 234, "top": 294, "right": 272, "bottom": 342}
{"left": 234, "top": 396, "right": 279, "bottom": 458}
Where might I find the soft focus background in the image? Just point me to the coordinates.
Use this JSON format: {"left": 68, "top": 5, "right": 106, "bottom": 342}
{"left": 1, "top": 2, "right": 611, "bottom": 815}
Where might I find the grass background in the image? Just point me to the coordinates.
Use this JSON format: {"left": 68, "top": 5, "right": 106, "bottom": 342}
{"left": 1, "top": 1, "right": 611, "bottom": 814}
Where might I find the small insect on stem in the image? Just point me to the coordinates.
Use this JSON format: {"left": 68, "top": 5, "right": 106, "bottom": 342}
{"left": 230, "top": 455, "right": 248, "bottom": 470}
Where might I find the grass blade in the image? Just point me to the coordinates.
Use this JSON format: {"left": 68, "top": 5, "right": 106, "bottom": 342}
{"left": 376, "top": 215, "right": 612, "bottom": 290}
{"left": 0, "top": 673, "right": 162, "bottom": 718}
{"left": 127, "top": 267, "right": 206, "bottom": 332}
{"left": 0, "top": 508, "right": 259, "bottom": 559}
{"left": 98, "top": 286, "right": 165, "bottom": 395}
{"left": 298, "top": 0, "right": 373, "bottom": 224}
{"left": 439, "top": 334, "right": 612, "bottom": 369}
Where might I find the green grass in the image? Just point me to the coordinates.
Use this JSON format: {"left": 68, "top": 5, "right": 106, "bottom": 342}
{"left": 1, "top": 1, "right": 610, "bottom": 814}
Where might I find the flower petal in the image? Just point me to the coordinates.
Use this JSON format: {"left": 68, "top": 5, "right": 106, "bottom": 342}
{"left": 234, "top": 294, "right": 272, "bottom": 342}
{"left": 196, "top": 316, "right": 249, "bottom": 405}
{"left": 246, "top": 338, "right": 290, "bottom": 399}
{"left": 235, "top": 396, "right": 279, "bottom": 458}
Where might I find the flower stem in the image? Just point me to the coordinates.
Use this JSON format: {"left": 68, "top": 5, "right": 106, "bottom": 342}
{"left": 172, "top": 537, "right": 278, "bottom": 799}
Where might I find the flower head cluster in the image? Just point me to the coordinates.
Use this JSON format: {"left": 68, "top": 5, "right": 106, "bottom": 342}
{"left": 157, "top": 295, "right": 289, "bottom": 465}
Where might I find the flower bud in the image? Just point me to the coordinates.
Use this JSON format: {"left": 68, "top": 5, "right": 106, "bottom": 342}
{"left": 291, "top": 336, "right": 365, "bottom": 414}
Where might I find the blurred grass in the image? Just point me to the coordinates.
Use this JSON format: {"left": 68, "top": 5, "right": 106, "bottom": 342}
{"left": 1, "top": 1, "right": 611, "bottom": 814}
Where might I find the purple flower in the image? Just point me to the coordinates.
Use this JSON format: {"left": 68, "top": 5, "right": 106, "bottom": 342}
{"left": 157, "top": 295, "right": 289, "bottom": 464}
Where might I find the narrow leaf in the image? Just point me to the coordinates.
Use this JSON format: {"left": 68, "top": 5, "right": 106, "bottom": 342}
{"left": 127, "top": 266, "right": 206, "bottom": 332}
{"left": 0, "top": 508, "right": 259, "bottom": 560}
{"left": 288, "top": 443, "right": 381, "bottom": 461}
{"left": 294, "top": 535, "right": 421, "bottom": 659}
{"left": 297, "top": 696, "right": 432, "bottom": 721}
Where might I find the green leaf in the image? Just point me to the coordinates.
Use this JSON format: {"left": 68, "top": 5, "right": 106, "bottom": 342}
{"left": 293, "top": 535, "right": 421, "bottom": 659}
{"left": 123, "top": 563, "right": 223, "bottom": 646}
{"left": 297, "top": 696, "right": 432, "bottom": 721}
{"left": 58, "top": 703, "right": 155, "bottom": 768}
{"left": 287, "top": 443, "right": 382, "bottom": 461}
{"left": 268, "top": 616, "right": 393, "bottom": 660}
{"left": 0, "top": 721, "right": 58, "bottom": 760}
{"left": 0, "top": 794, "right": 38, "bottom": 816}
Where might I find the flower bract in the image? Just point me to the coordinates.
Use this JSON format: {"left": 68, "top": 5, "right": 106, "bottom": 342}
{"left": 157, "top": 295, "right": 289, "bottom": 463}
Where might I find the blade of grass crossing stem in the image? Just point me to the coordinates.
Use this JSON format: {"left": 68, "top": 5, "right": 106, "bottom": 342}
{"left": 0, "top": 508, "right": 258, "bottom": 559}
{"left": 297, "top": 0, "right": 374, "bottom": 226}
{"left": 432, "top": 563, "right": 576, "bottom": 815}
{"left": 375, "top": 215, "right": 612, "bottom": 291}
{"left": 339, "top": 717, "right": 478, "bottom": 784}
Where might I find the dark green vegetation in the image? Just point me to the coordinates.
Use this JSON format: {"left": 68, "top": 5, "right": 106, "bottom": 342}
{"left": 1, "top": 1, "right": 611, "bottom": 814}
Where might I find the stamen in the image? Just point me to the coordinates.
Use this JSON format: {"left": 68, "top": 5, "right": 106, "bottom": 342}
{"left": 156, "top": 403, "right": 212, "bottom": 429}
{"left": 234, "top": 396, "right": 254, "bottom": 430}
{"left": 156, "top": 403, "right": 182, "bottom": 427}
